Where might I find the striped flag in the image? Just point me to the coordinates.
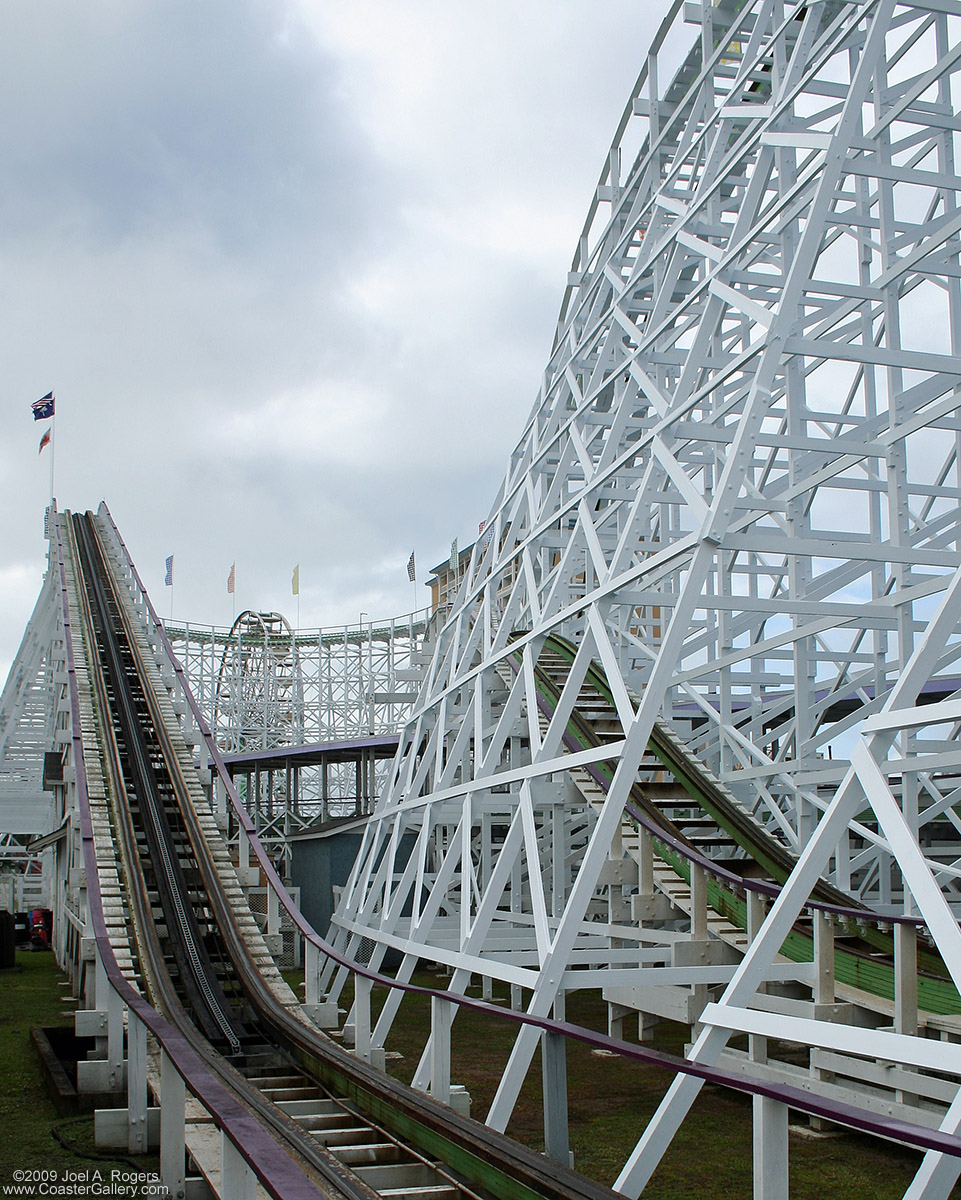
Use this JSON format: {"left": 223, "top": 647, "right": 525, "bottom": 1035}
{"left": 32, "top": 392, "right": 55, "bottom": 421}
{"left": 227, "top": 563, "right": 235, "bottom": 594}
{"left": 164, "top": 555, "right": 174, "bottom": 587}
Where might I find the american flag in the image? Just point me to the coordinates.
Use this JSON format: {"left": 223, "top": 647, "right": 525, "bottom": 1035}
{"left": 32, "top": 392, "right": 55, "bottom": 421}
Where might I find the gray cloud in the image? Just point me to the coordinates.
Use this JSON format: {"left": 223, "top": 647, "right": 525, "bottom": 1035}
{"left": 0, "top": 2, "right": 374, "bottom": 265}
{"left": 0, "top": 0, "right": 672, "bottom": 683}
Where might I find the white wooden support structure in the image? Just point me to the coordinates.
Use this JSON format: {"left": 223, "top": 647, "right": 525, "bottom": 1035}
{"left": 222, "top": 1131, "right": 257, "bottom": 1200}
{"left": 127, "top": 1008, "right": 148, "bottom": 1154}
{"left": 160, "top": 1049, "right": 187, "bottom": 1200}
{"left": 430, "top": 995, "right": 452, "bottom": 1106}
{"left": 752, "top": 1096, "right": 788, "bottom": 1200}
{"left": 353, "top": 973, "right": 372, "bottom": 1063}
{"left": 322, "top": 2, "right": 961, "bottom": 1192}
{"left": 542, "top": 997, "right": 571, "bottom": 1168}
{"left": 895, "top": 923, "right": 919, "bottom": 1038}
{"left": 10, "top": 1, "right": 961, "bottom": 1195}
{"left": 813, "top": 910, "right": 834, "bottom": 1008}
{"left": 99, "top": 949, "right": 126, "bottom": 1092}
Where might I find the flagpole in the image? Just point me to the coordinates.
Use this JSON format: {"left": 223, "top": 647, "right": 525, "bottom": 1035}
{"left": 49, "top": 412, "right": 56, "bottom": 501}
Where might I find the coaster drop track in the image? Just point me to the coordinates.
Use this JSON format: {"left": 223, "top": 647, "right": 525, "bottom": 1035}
{"left": 70, "top": 509, "right": 619, "bottom": 1200}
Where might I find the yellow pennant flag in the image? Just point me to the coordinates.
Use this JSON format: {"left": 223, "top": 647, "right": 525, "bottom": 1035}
{"left": 292, "top": 564, "right": 300, "bottom": 596}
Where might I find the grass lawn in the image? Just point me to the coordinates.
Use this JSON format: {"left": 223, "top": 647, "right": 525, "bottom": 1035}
{"left": 0, "top": 950, "right": 160, "bottom": 1195}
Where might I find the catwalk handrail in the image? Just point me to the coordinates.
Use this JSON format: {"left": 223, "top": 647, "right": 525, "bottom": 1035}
{"left": 53, "top": 504, "right": 325, "bottom": 1200}
{"left": 97, "top": 500, "right": 961, "bottom": 1161}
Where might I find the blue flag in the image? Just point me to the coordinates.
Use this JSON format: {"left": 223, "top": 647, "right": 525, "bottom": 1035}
{"left": 31, "top": 392, "right": 54, "bottom": 421}
{"left": 164, "top": 555, "right": 174, "bottom": 587}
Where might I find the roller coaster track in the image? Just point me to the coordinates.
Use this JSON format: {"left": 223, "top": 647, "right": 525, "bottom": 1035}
{"left": 64, "top": 507, "right": 625, "bottom": 1200}
{"left": 516, "top": 633, "right": 961, "bottom": 1017}
{"left": 45, "top": 501, "right": 961, "bottom": 1200}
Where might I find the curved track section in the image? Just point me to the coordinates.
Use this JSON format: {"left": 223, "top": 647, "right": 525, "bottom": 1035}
{"left": 329, "top": 4, "right": 961, "bottom": 1195}
{"left": 64, "top": 506, "right": 626, "bottom": 1200}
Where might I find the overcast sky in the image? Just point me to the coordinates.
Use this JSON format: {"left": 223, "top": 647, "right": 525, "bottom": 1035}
{"left": 0, "top": 0, "right": 672, "bottom": 685}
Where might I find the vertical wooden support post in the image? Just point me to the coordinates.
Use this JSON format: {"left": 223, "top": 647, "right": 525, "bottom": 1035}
{"left": 127, "top": 1010, "right": 148, "bottom": 1154}
{"left": 552, "top": 802, "right": 565, "bottom": 918}
{"left": 691, "top": 863, "right": 707, "bottom": 940}
{"left": 639, "top": 826, "right": 654, "bottom": 896}
{"left": 100, "top": 955, "right": 124, "bottom": 1091}
{"left": 267, "top": 885, "right": 280, "bottom": 938}
{"left": 632, "top": 828, "right": 656, "bottom": 1040}
{"left": 752, "top": 1095, "right": 788, "bottom": 1200}
{"left": 214, "top": 774, "right": 228, "bottom": 817}
{"left": 305, "top": 940, "right": 320, "bottom": 1007}
{"left": 354, "top": 974, "right": 372, "bottom": 1062}
{"left": 809, "top": 907, "right": 836, "bottom": 1126}
{"left": 283, "top": 763, "right": 292, "bottom": 864}
{"left": 608, "top": 1002, "right": 626, "bottom": 1041}
{"left": 322, "top": 757, "right": 329, "bottom": 824}
{"left": 834, "top": 826, "right": 851, "bottom": 893}
{"left": 84, "top": 936, "right": 98, "bottom": 1010}
{"left": 542, "top": 996, "right": 570, "bottom": 1166}
{"left": 895, "top": 922, "right": 918, "bottom": 1036}
{"left": 895, "top": 920, "right": 919, "bottom": 1105}
{"left": 480, "top": 813, "right": 493, "bottom": 999}
{"left": 160, "top": 1050, "right": 186, "bottom": 1200}
{"left": 222, "top": 1133, "right": 256, "bottom": 1200}
{"left": 814, "top": 910, "right": 835, "bottom": 1006}
{"left": 747, "top": 890, "right": 767, "bottom": 1064}
{"left": 430, "top": 996, "right": 451, "bottom": 1105}
{"left": 511, "top": 850, "right": 523, "bottom": 1010}
{"left": 690, "top": 863, "right": 709, "bottom": 1016}
{"left": 481, "top": 810, "right": 492, "bottom": 894}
